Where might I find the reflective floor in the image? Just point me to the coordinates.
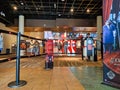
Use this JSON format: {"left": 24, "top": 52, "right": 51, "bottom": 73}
{"left": 70, "top": 66, "right": 118, "bottom": 90}
{"left": 0, "top": 56, "right": 119, "bottom": 90}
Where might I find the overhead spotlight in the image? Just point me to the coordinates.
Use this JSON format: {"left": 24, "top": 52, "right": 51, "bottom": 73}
{"left": 0, "top": 11, "right": 5, "bottom": 17}
{"left": 13, "top": 6, "right": 18, "bottom": 10}
{"left": 70, "top": 8, "right": 74, "bottom": 12}
{"left": 20, "top": 2, "right": 24, "bottom": 5}
{"left": 86, "top": 9, "right": 90, "bottom": 13}
{"left": 61, "top": 0, "right": 65, "bottom": 1}
{"left": 36, "top": 7, "right": 38, "bottom": 10}
{"left": 58, "top": 13, "right": 61, "bottom": 16}
{"left": 20, "top": 1, "right": 24, "bottom": 5}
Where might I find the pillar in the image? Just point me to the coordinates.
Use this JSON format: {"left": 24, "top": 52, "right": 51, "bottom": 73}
{"left": 97, "top": 16, "right": 102, "bottom": 41}
{"left": 19, "top": 15, "right": 25, "bottom": 56}
{"left": 97, "top": 16, "right": 103, "bottom": 59}
{"left": 19, "top": 15, "right": 24, "bottom": 34}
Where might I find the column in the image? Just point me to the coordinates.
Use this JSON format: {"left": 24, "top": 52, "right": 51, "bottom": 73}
{"left": 97, "top": 16, "right": 102, "bottom": 41}
{"left": 19, "top": 15, "right": 24, "bottom": 34}
{"left": 19, "top": 15, "right": 25, "bottom": 56}
{"left": 97, "top": 16, "right": 103, "bottom": 59}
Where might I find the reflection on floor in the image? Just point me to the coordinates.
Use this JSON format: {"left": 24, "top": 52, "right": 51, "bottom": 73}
{"left": 0, "top": 56, "right": 119, "bottom": 90}
{"left": 0, "top": 54, "right": 16, "bottom": 60}
{"left": 53, "top": 52, "right": 102, "bottom": 67}
{"left": 54, "top": 53, "right": 78, "bottom": 56}
{"left": 70, "top": 67, "right": 118, "bottom": 90}
{"left": 54, "top": 56, "right": 102, "bottom": 67}
{"left": 0, "top": 53, "right": 45, "bottom": 63}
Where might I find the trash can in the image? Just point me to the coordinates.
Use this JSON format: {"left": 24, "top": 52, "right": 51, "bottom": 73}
{"left": 45, "top": 55, "right": 53, "bottom": 69}
{"left": 6, "top": 48, "right": 10, "bottom": 54}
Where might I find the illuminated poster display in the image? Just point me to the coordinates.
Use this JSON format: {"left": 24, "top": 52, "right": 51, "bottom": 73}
{"left": 45, "top": 40, "right": 53, "bottom": 55}
{"left": 103, "top": 0, "right": 120, "bottom": 88}
{"left": 45, "top": 40, "right": 53, "bottom": 69}
{"left": 67, "top": 40, "right": 76, "bottom": 54}
{"left": 44, "top": 31, "right": 53, "bottom": 39}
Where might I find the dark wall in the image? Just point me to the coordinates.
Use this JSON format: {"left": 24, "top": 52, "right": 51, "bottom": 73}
{"left": 0, "top": 1, "right": 14, "bottom": 26}
{"left": 14, "top": 18, "right": 96, "bottom": 27}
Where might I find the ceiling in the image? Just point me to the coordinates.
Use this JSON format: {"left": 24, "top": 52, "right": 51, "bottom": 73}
{"left": 0, "top": 0, "right": 102, "bottom": 21}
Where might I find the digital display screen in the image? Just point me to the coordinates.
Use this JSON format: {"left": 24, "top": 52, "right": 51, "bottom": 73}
{"left": 44, "top": 31, "right": 53, "bottom": 39}
{"left": 44, "top": 31, "right": 97, "bottom": 39}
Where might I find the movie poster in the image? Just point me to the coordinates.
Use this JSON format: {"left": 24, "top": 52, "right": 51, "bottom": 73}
{"left": 103, "top": 0, "right": 120, "bottom": 88}
{"left": 45, "top": 40, "right": 53, "bottom": 55}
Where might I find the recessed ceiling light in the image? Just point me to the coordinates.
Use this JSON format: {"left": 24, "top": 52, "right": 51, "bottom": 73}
{"left": 58, "top": 14, "right": 61, "bottom": 16}
{"left": 70, "top": 8, "right": 74, "bottom": 12}
{"left": 20, "top": 0, "right": 24, "bottom": 5}
{"left": 61, "top": 0, "right": 65, "bottom": 1}
{"left": 0, "top": 11, "right": 5, "bottom": 17}
{"left": 86, "top": 9, "right": 90, "bottom": 13}
{"left": 21, "top": 2, "right": 24, "bottom": 5}
{"left": 13, "top": 6, "right": 18, "bottom": 10}
{"left": 36, "top": 7, "right": 38, "bottom": 10}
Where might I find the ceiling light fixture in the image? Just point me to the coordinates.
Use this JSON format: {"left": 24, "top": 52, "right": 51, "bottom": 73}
{"left": 13, "top": 6, "right": 18, "bottom": 10}
{"left": 0, "top": 11, "right": 5, "bottom": 17}
{"left": 20, "top": 2, "right": 24, "bottom": 5}
{"left": 20, "top": 0, "right": 24, "bottom": 5}
{"left": 70, "top": 8, "right": 74, "bottom": 12}
{"left": 54, "top": 3, "right": 56, "bottom": 8}
{"left": 58, "top": 13, "right": 61, "bottom": 16}
{"left": 86, "top": 9, "right": 90, "bottom": 13}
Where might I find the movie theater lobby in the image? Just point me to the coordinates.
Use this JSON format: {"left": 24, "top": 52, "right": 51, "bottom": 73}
{"left": 0, "top": 0, "right": 119, "bottom": 90}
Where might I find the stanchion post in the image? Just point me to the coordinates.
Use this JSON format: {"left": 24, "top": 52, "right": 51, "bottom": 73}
{"left": 8, "top": 32, "right": 27, "bottom": 88}
{"left": 16, "top": 32, "right": 21, "bottom": 85}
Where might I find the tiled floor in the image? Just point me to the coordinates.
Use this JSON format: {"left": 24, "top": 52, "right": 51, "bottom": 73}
{"left": 70, "top": 67, "right": 118, "bottom": 90}
{"left": 0, "top": 56, "right": 119, "bottom": 90}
